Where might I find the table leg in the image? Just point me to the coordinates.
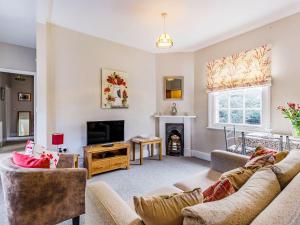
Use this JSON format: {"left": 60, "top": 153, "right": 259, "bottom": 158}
{"left": 132, "top": 143, "right": 136, "bottom": 161}
{"left": 159, "top": 142, "right": 162, "bottom": 161}
{"left": 140, "top": 143, "right": 143, "bottom": 165}
{"left": 151, "top": 144, "right": 154, "bottom": 157}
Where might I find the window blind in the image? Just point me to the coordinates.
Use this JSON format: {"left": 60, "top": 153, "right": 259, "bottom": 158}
{"left": 206, "top": 44, "right": 271, "bottom": 92}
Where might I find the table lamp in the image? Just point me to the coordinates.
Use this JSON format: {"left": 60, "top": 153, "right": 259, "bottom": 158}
{"left": 52, "top": 133, "right": 64, "bottom": 151}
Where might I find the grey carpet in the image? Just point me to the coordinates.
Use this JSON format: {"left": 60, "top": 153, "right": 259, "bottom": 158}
{"left": 0, "top": 156, "right": 210, "bottom": 225}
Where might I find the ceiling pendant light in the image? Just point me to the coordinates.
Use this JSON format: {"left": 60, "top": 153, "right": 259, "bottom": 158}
{"left": 156, "top": 13, "right": 174, "bottom": 48}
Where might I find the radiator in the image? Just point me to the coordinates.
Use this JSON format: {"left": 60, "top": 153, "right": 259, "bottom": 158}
{"left": 0, "top": 121, "right": 2, "bottom": 147}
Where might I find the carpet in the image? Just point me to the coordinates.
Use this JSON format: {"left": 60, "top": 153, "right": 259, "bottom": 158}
{"left": 0, "top": 155, "right": 210, "bottom": 225}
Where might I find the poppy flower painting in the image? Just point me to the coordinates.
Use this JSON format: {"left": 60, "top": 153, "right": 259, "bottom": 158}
{"left": 101, "top": 68, "right": 129, "bottom": 108}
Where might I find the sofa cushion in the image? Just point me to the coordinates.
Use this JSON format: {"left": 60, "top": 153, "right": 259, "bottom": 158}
{"left": 128, "top": 186, "right": 182, "bottom": 210}
{"left": 174, "top": 169, "right": 221, "bottom": 192}
{"left": 220, "top": 167, "right": 255, "bottom": 190}
{"left": 182, "top": 167, "right": 280, "bottom": 225}
{"left": 12, "top": 151, "right": 50, "bottom": 168}
{"left": 203, "top": 178, "right": 235, "bottom": 202}
{"left": 33, "top": 144, "right": 60, "bottom": 168}
{"left": 274, "top": 151, "right": 289, "bottom": 163}
{"left": 251, "top": 172, "right": 300, "bottom": 225}
{"left": 134, "top": 188, "right": 203, "bottom": 225}
{"left": 271, "top": 150, "right": 300, "bottom": 189}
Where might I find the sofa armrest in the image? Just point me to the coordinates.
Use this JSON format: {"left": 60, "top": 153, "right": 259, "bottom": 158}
{"left": 1, "top": 168, "right": 87, "bottom": 225}
{"left": 211, "top": 150, "right": 249, "bottom": 173}
{"left": 86, "top": 181, "right": 142, "bottom": 225}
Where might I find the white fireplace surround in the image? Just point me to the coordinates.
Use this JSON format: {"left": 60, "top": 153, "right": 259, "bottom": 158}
{"left": 155, "top": 115, "right": 196, "bottom": 157}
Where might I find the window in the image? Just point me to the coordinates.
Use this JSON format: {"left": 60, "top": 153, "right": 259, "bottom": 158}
{"left": 208, "top": 87, "right": 270, "bottom": 131}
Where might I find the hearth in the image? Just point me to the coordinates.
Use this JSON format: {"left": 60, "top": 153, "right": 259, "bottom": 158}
{"left": 166, "top": 123, "right": 184, "bottom": 156}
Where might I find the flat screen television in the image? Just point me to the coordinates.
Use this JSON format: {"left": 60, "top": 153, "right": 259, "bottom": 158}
{"left": 87, "top": 120, "right": 124, "bottom": 145}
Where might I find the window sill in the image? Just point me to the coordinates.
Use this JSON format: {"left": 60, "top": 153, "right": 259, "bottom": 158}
{"left": 207, "top": 126, "right": 271, "bottom": 133}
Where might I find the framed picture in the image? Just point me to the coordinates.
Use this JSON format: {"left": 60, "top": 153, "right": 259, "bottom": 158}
{"left": 18, "top": 92, "right": 31, "bottom": 101}
{"left": 0, "top": 87, "right": 4, "bottom": 101}
{"left": 101, "top": 68, "right": 128, "bottom": 109}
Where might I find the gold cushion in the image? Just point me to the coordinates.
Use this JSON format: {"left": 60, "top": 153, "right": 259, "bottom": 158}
{"left": 220, "top": 167, "right": 255, "bottom": 190}
{"left": 274, "top": 151, "right": 289, "bottom": 163}
{"left": 272, "top": 150, "right": 300, "bottom": 189}
{"left": 133, "top": 188, "right": 203, "bottom": 225}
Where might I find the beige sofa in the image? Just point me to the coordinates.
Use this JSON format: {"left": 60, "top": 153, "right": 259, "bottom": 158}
{"left": 85, "top": 150, "right": 300, "bottom": 225}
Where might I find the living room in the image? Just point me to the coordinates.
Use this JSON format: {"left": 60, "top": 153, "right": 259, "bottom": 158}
{"left": 1, "top": 0, "right": 300, "bottom": 225}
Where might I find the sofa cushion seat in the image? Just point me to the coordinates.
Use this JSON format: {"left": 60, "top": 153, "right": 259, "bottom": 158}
{"left": 182, "top": 167, "right": 281, "bottom": 225}
{"left": 174, "top": 169, "right": 221, "bottom": 191}
{"left": 251, "top": 172, "right": 300, "bottom": 225}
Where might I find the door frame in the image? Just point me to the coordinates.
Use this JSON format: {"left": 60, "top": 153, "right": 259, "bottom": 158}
{"left": 0, "top": 67, "right": 36, "bottom": 141}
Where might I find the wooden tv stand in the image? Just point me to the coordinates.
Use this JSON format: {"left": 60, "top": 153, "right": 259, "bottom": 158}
{"left": 84, "top": 142, "right": 130, "bottom": 179}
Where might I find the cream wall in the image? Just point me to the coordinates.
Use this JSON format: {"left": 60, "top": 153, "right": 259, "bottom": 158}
{"left": 46, "top": 25, "right": 156, "bottom": 153}
{"left": 0, "top": 42, "right": 36, "bottom": 72}
{"left": 35, "top": 13, "right": 300, "bottom": 156}
{"left": 155, "top": 53, "right": 195, "bottom": 115}
{"left": 193, "top": 13, "right": 300, "bottom": 154}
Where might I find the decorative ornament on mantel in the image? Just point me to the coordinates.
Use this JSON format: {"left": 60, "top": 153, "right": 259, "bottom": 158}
{"left": 277, "top": 102, "right": 300, "bottom": 137}
{"left": 156, "top": 13, "right": 174, "bottom": 49}
{"left": 171, "top": 103, "right": 178, "bottom": 115}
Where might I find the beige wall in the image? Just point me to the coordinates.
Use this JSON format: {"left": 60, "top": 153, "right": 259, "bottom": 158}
{"left": 46, "top": 24, "right": 156, "bottom": 153}
{"left": 36, "top": 13, "right": 300, "bottom": 156}
{"left": 193, "top": 13, "right": 300, "bottom": 154}
{"left": 0, "top": 42, "right": 36, "bottom": 72}
{"left": 155, "top": 53, "right": 194, "bottom": 115}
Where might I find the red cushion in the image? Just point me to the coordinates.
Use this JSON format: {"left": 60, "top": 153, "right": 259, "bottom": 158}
{"left": 203, "top": 178, "right": 235, "bottom": 202}
{"left": 12, "top": 152, "right": 50, "bottom": 168}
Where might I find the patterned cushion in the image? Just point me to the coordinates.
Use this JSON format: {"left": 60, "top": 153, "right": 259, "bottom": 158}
{"left": 24, "top": 140, "right": 35, "bottom": 155}
{"left": 245, "top": 146, "right": 277, "bottom": 169}
{"left": 203, "top": 178, "right": 235, "bottom": 202}
{"left": 134, "top": 188, "right": 203, "bottom": 225}
{"left": 32, "top": 144, "right": 60, "bottom": 168}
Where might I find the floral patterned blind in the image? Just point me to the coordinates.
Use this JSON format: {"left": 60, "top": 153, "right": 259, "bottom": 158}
{"left": 206, "top": 44, "right": 272, "bottom": 92}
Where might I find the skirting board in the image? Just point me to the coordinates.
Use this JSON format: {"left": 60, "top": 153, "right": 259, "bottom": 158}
{"left": 191, "top": 150, "right": 211, "bottom": 161}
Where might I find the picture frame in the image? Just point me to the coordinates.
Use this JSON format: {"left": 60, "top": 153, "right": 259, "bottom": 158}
{"left": 101, "top": 68, "right": 129, "bottom": 109}
{"left": 18, "top": 92, "right": 31, "bottom": 102}
{"left": 0, "top": 87, "right": 5, "bottom": 101}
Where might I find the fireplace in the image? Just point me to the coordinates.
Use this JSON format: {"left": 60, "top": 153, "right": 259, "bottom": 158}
{"left": 166, "top": 123, "right": 184, "bottom": 156}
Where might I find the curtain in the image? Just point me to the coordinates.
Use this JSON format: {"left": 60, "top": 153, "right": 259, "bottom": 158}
{"left": 206, "top": 44, "right": 271, "bottom": 92}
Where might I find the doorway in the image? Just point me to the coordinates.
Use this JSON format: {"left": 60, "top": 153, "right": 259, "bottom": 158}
{"left": 0, "top": 71, "right": 34, "bottom": 152}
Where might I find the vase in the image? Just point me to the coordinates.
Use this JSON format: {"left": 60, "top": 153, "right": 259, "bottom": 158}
{"left": 292, "top": 126, "right": 300, "bottom": 138}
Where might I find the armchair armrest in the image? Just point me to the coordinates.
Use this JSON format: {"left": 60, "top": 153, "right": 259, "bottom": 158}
{"left": 1, "top": 165, "right": 87, "bottom": 225}
{"left": 86, "top": 181, "right": 142, "bottom": 225}
{"left": 211, "top": 150, "right": 249, "bottom": 173}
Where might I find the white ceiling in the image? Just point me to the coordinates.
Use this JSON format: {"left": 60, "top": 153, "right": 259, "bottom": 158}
{"left": 2, "top": 0, "right": 300, "bottom": 52}
{"left": 0, "top": 0, "right": 36, "bottom": 48}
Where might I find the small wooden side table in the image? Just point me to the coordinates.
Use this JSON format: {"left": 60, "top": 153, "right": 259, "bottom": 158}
{"left": 131, "top": 137, "right": 162, "bottom": 165}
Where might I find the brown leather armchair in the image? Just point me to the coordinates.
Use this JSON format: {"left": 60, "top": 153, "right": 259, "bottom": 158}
{"left": 0, "top": 154, "right": 87, "bottom": 225}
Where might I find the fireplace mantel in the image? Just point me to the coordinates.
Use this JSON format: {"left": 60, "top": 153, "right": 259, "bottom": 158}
{"left": 154, "top": 114, "right": 196, "bottom": 157}
{"left": 154, "top": 114, "right": 196, "bottom": 118}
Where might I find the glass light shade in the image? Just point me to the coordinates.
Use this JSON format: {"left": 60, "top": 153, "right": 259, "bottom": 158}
{"left": 156, "top": 33, "right": 174, "bottom": 48}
